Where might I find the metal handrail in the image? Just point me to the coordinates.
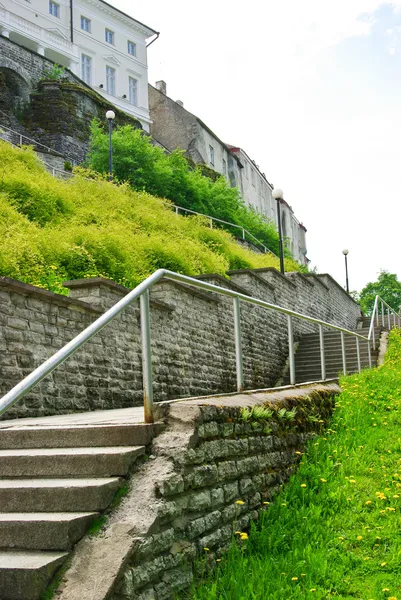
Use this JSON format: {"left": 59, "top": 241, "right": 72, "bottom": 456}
{"left": 0, "top": 269, "right": 383, "bottom": 424}
{"left": 368, "top": 295, "right": 401, "bottom": 350}
{"left": 0, "top": 123, "right": 70, "bottom": 159}
{"left": 172, "top": 205, "right": 277, "bottom": 257}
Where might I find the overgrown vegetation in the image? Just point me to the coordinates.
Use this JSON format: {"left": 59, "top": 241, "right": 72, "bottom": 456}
{"left": 189, "top": 329, "right": 401, "bottom": 599}
{"left": 0, "top": 142, "right": 302, "bottom": 294}
{"left": 86, "top": 122, "right": 288, "bottom": 256}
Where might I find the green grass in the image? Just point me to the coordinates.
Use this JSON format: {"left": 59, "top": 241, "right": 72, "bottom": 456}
{"left": 0, "top": 142, "right": 303, "bottom": 294}
{"left": 189, "top": 329, "right": 401, "bottom": 600}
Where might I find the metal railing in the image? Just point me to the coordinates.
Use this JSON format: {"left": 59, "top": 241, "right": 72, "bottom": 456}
{"left": 0, "top": 123, "right": 70, "bottom": 159}
{"left": 1, "top": 270, "right": 397, "bottom": 424}
{"left": 171, "top": 205, "right": 277, "bottom": 256}
{"left": 368, "top": 295, "right": 401, "bottom": 350}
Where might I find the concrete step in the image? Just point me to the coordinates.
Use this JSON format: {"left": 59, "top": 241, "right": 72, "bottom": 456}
{"left": 0, "top": 478, "right": 122, "bottom": 512}
{"left": 0, "top": 550, "right": 67, "bottom": 600}
{"left": 0, "top": 512, "right": 98, "bottom": 551}
{"left": 0, "top": 446, "right": 145, "bottom": 478}
{"left": 0, "top": 424, "right": 157, "bottom": 450}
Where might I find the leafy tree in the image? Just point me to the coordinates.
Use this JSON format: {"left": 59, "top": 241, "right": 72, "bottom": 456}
{"left": 86, "top": 121, "right": 289, "bottom": 257}
{"left": 359, "top": 270, "right": 401, "bottom": 315}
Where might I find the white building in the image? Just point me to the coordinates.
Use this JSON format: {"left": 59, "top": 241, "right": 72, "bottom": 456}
{"left": 0, "top": 0, "right": 158, "bottom": 130}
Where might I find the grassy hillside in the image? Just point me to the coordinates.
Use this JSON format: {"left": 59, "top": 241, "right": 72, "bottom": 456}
{"left": 0, "top": 142, "right": 303, "bottom": 294}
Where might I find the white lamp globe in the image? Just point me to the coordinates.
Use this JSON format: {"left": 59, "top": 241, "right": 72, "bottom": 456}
{"left": 106, "top": 110, "right": 115, "bottom": 120}
{"left": 342, "top": 249, "right": 349, "bottom": 256}
{"left": 272, "top": 188, "right": 284, "bottom": 200}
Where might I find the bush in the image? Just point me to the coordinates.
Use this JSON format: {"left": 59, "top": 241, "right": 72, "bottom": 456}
{"left": 86, "top": 122, "right": 284, "bottom": 256}
{"left": 0, "top": 142, "right": 303, "bottom": 294}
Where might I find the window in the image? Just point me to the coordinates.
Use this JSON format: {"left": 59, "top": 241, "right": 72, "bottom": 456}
{"left": 105, "top": 29, "right": 114, "bottom": 44}
{"left": 128, "top": 77, "right": 138, "bottom": 106}
{"left": 49, "top": 1, "right": 60, "bottom": 17}
{"left": 81, "top": 16, "right": 91, "bottom": 32}
{"left": 81, "top": 54, "right": 91, "bottom": 85}
{"left": 222, "top": 158, "right": 227, "bottom": 175}
{"left": 127, "top": 41, "right": 136, "bottom": 56}
{"left": 106, "top": 66, "right": 116, "bottom": 96}
{"left": 209, "top": 145, "right": 214, "bottom": 166}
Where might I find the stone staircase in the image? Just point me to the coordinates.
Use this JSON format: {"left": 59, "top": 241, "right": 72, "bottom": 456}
{"left": 0, "top": 408, "right": 158, "bottom": 600}
{"left": 282, "top": 317, "right": 383, "bottom": 385}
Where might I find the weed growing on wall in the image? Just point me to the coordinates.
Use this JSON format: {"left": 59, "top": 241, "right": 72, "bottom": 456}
{"left": 0, "top": 142, "right": 302, "bottom": 293}
{"left": 189, "top": 329, "right": 401, "bottom": 599}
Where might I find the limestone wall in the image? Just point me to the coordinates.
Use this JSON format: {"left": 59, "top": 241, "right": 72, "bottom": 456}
{"left": 54, "top": 384, "right": 340, "bottom": 600}
{"left": 0, "top": 269, "right": 360, "bottom": 419}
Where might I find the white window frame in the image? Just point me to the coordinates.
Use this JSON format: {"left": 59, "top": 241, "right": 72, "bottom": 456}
{"left": 81, "top": 16, "right": 91, "bottom": 33}
{"left": 127, "top": 41, "right": 136, "bottom": 56}
{"left": 81, "top": 54, "right": 91, "bottom": 85}
{"left": 105, "top": 29, "right": 115, "bottom": 45}
{"left": 209, "top": 145, "right": 215, "bottom": 167}
{"left": 128, "top": 76, "right": 138, "bottom": 106}
{"left": 106, "top": 66, "right": 116, "bottom": 96}
{"left": 49, "top": 1, "right": 60, "bottom": 17}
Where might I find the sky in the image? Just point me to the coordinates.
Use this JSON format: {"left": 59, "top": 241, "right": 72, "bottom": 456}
{"left": 112, "top": 0, "right": 401, "bottom": 292}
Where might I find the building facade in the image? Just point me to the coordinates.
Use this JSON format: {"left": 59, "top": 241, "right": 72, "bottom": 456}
{"left": 149, "top": 81, "right": 308, "bottom": 264}
{"left": 0, "top": 0, "right": 158, "bottom": 130}
{"left": 148, "top": 82, "right": 243, "bottom": 189}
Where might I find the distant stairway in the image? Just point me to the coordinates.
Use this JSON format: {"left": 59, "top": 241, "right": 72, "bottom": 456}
{"left": 281, "top": 317, "right": 384, "bottom": 385}
{"left": 0, "top": 410, "right": 158, "bottom": 600}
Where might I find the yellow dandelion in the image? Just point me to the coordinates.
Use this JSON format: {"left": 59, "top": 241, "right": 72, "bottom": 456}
{"left": 291, "top": 577, "right": 298, "bottom": 581}
{"left": 310, "top": 589, "right": 316, "bottom": 593}
{"left": 300, "top": 484, "right": 307, "bottom": 488}
{"left": 216, "top": 558, "right": 222, "bottom": 562}
{"left": 235, "top": 531, "right": 241, "bottom": 535}
{"left": 381, "top": 562, "right": 387, "bottom": 567}
{"left": 263, "top": 502, "right": 270, "bottom": 505}
{"left": 240, "top": 533, "right": 248, "bottom": 540}
{"left": 357, "top": 536, "right": 363, "bottom": 541}
{"left": 366, "top": 500, "right": 372, "bottom": 505}
{"left": 295, "top": 451, "right": 302, "bottom": 455}
{"left": 320, "top": 478, "right": 327, "bottom": 483}
{"left": 204, "top": 547, "right": 209, "bottom": 551}
{"left": 382, "top": 589, "right": 390, "bottom": 593}
{"left": 235, "top": 500, "right": 245, "bottom": 505}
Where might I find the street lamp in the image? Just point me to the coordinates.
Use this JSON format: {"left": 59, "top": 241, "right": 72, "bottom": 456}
{"left": 106, "top": 110, "right": 115, "bottom": 180}
{"left": 342, "top": 249, "right": 349, "bottom": 293}
{"left": 272, "top": 188, "right": 285, "bottom": 274}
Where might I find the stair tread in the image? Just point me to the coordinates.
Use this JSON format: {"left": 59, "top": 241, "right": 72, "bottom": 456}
{"left": 0, "top": 550, "right": 67, "bottom": 569}
{"left": 0, "top": 477, "right": 120, "bottom": 488}
{"left": 0, "top": 446, "right": 143, "bottom": 457}
{"left": 0, "top": 512, "right": 97, "bottom": 522}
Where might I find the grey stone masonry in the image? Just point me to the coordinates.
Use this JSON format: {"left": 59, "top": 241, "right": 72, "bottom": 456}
{"left": 54, "top": 383, "right": 341, "bottom": 600}
{"left": 0, "top": 269, "right": 361, "bottom": 419}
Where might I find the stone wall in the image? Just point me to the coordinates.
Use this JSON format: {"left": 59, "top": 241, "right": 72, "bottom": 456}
{"left": 0, "top": 269, "right": 361, "bottom": 420}
{"left": 55, "top": 383, "right": 340, "bottom": 599}
{"left": 0, "top": 36, "right": 142, "bottom": 163}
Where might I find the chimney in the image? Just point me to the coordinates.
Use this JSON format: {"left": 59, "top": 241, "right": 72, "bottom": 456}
{"left": 176, "top": 100, "right": 184, "bottom": 107}
{"left": 155, "top": 80, "right": 167, "bottom": 95}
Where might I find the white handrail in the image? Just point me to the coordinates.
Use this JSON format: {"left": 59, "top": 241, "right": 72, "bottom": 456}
{"left": 368, "top": 295, "right": 401, "bottom": 349}
{"left": 0, "top": 269, "right": 376, "bottom": 423}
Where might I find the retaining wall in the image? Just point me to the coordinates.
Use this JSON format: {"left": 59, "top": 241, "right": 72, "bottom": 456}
{"left": 0, "top": 269, "right": 361, "bottom": 419}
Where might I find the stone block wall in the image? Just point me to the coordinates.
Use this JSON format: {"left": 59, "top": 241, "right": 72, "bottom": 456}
{"left": 0, "top": 268, "right": 361, "bottom": 419}
{"left": 55, "top": 384, "right": 340, "bottom": 600}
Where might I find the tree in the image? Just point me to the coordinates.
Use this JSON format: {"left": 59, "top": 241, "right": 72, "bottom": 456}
{"left": 359, "top": 271, "right": 401, "bottom": 315}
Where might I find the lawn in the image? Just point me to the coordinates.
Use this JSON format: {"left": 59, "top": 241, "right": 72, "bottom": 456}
{"left": 189, "top": 329, "right": 401, "bottom": 600}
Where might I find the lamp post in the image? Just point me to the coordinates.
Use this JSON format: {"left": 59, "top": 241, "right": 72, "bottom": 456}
{"left": 272, "top": 188, "right": 285, "bottom": 274}
{"left": 106, "top": 110, "right": 115, "bottom": 180}
{"left": 342, "top": 249, "right": 349, "bottom": 293}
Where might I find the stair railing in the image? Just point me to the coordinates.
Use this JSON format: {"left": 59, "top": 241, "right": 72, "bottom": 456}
{"left": 368, "top": 295, "right": 401, "bottom": 350}
{"left": 0, "top": 269, "right": 387, "bottom": 423}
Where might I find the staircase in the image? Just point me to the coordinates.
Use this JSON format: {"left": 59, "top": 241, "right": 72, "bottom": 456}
{"left": 0, "top": 409, "right": 158, "bottom": 600}
{"left": 281, "top": 317, "right": 383, "bottom": 385}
